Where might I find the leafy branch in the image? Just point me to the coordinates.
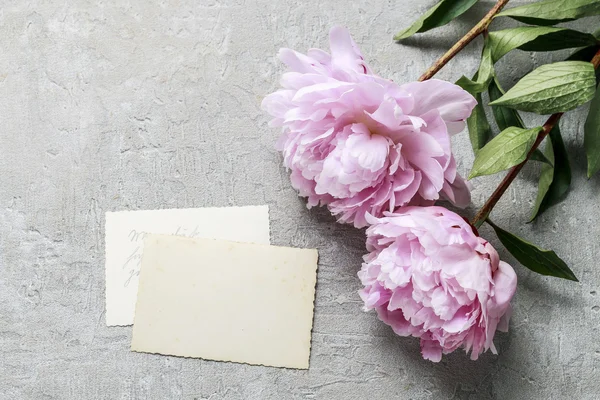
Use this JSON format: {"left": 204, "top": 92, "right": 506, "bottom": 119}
{"left": 395, "top": 0, "right": 600, "bottom": 280}
{"left": 472, "top": 50, "right": 600, "bottom": 228}
{"left": 414, "top": 0, "right": 511, "bottom": 82}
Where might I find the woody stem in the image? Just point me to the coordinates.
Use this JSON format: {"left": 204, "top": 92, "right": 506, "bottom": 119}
{"left": 418, "top": 0, "right": 510, "bottom": 82}
{"left": 470, "top": 48, "right": 600, "bottom": 228}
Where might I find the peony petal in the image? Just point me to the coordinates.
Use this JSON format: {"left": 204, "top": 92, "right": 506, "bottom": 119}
{"left": 329, "top": 26, "right": 371, "bottom": 74}
{"left": 292, "top": 81, "right": 355, "bottom": 103}
{"left": 491, "top": 261, "right": 517, "bottom": 312}
{"left": 441, "top": 306, "right": 471, "bottom": 333}
{"left": 364, "top": 95, "right": 408, "bottom": 131}
{"left": 392, "top": 171, "right": 422, "bottom": 207}
{"left": 496, "top": 305, "right": 512, "bottom": 332}
{"left": 261, "top": 90, "right": 295, "bottom": 119}
{"left": 377, "top": 307, "right": 415, "bottom": 337}
{"left": 400, "top": 79, "right": 477, "bottom": 134}
{"left": 438, "top": 244, "right": 492, "bottom": 292}
{"left": 307, "top": 48, "right": 332, "bottom": 66}
{"left": 400, "top": 130, "right": 445, "bottom": 159}
{"left": 280, "top": 71, "right": 333, "bottom": 90}
{"left": 418, "top": 110, "right": 451, "bottom": 155}
{"left": 429, "top": 287, "right": 460, "bottom": 321}
{"left": 348, "top": 132, "right": 390, "bottom": 172}
{"left": 356, "top": 207, "right": 516, "bottom": 362}
{"left": 279, "top": 48, "right": 328, "bottom": 75}
{"left": 441, "top": 174, "right": 471, "bottom": 208}
{"left": 420, "top": 339, "right": 443, "bottom": 362}
{"left": 359, "top": 284, "right": 391, "bottom": 310}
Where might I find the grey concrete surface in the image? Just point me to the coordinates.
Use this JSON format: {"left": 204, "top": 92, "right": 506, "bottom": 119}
{"left": 0, "top": 1, "right": 599, "bottom": 399}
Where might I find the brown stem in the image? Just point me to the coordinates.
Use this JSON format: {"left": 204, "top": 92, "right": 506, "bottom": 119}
{"left": 418, "top": 0, "right": 510, "bottom": 82}
{"left": 471, "top": 48, "right": 600, "bottom": 228}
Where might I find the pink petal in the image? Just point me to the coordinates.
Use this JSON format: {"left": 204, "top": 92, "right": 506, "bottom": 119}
{"left": 400, "top": 79, "right": 476, "bottom": 134}
{"left": 377, "top": 307, "right": 415, "bottom": 337}
{"left": 279, "top": 48, "right": 328, "bottom": 75}
{"left": 329, "top": 26, "right": 371, "bottom": 74}
{"left": 441, "top": 175, "right": 471, "bottom": 208}
{"left": 307, "top": 48, "right": 332, "bottom": 65}
{"left": 491, "top": 261, "right": 517, "bottom": 312}
{"left": 421, "top": 339, "right": 443, "bottom": 362}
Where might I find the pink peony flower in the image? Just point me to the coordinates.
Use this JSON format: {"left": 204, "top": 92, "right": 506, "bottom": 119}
{"left": 358, "top": 206, "right": 517, "bottom": 362}
{"left": 262, "top": 27, "right": 477, "bottom": 227}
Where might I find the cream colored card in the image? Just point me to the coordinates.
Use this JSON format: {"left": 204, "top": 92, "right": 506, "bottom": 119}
{"left": 105, "top": 206, "right": 270, "bottom": 326}
{"left": 131, "top": 234, "right": 318, "bottom": 369}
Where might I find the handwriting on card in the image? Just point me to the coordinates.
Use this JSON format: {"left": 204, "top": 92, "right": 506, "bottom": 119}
{"left": 105, "top": 206, "right": 270, "bottom": 326}
{"left": 123, "top": 226, "right": 206, "bottom": 287}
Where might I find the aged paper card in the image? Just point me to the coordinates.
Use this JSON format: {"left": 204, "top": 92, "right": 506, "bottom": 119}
{"left": 105, "top": 206, "right": 270, "bottom": 326}
{"left": 131, "top": 234, "right": 318, "bottom": 369}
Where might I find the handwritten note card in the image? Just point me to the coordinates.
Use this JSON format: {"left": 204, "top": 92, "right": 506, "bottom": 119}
{"left": 105, "top": 206, "right": 270, "bottom": 326}
{"left": 131, "top": 234, "right": 318, "bottom": 369}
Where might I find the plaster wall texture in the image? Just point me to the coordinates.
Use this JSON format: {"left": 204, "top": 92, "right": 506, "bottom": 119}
{"left": 0, "top": 1, "right": 599, "bottom": 399}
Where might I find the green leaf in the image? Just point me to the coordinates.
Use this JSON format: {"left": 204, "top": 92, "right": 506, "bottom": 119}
{"left": 488, "top": 27, "right": 598, "bottom": 63}
{"left": 467, "top": 93, "right": 493, "bottom": 153}
{"left": 531, "top": 138, "right": 555, "bottom": 220}
{"left": 489, "top": 77, "right": 552, "bottom": 165}
{"left": 394, "top": 0, "right": 479, "bottom": 40}
{"left": 496, "top": 0, "right": 600, "bottom": 26}
{"left": 456, "top": 75, "right": 488, "bottom": 95}
{"left": 531, "top": 125, "right": 571, "bottom": 220}
{"left": 545, "top": 126, "right": 571, "bottom": 204}
{"left": 469, "top": 126, "right": 541, "bottom": 179}
{"left": 584, "top": 84, "right": 600, "bottom": 177}
{"left": 567, "top": 45, "right": 600, "bottom": 84}
{"left": 487, "top": 220, "right": 578, "bottom": 281}
{"left": 460, "top": 46, "right": 494, "bottom": 155}
{"left": 456, "top": 41, "right": 494, "bottom": 95}
{"left": 529, "top": 148, "right": 553, "bottom": 166}
{"left": 568, "top": 46, "right": 600, "bottom": 62}
{"left": 489, "top": 61, "right": 596, "bottom": 114}
{"left": 488, "top": 77, "right": 525, "bottom": 130}
{"left": 567, "top": 26, "right": 600, "bottom": 59}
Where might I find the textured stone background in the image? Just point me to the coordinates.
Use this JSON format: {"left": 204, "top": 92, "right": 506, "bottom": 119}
{"left": 1, "top": 1, "right": 599, "bottom": 399}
